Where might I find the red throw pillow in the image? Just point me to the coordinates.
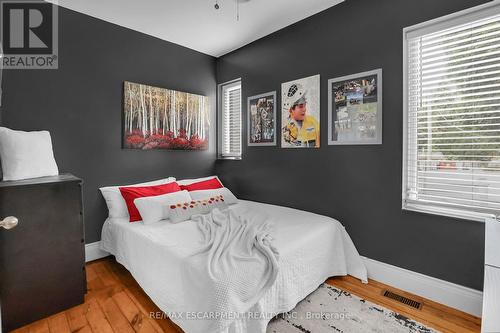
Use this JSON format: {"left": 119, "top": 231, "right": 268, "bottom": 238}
{"left": 180, "top": 178, "right": 223, "bottom": 192}
{"left": 119, "top": 182, "right": 181, "bottom": 222}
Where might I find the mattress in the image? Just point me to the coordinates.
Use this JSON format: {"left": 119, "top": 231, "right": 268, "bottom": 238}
{"left": 101, "top": 199, "right": 367, "bottom": 333}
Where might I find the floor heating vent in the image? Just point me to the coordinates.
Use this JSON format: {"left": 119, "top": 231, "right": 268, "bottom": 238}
{"left": 383, "top": 290, "right": 422, "bottom": 310}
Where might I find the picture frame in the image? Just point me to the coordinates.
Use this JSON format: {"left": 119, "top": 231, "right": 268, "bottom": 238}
{"left": 281, "top": 74, "right": 321, "bottom": 148}
{"left": 328, "top": 69, "right": 382, "bottom": 145}
{"left": 247, "top": 91, "right": 277, "bottom": 146}
{"left": 123, "top": 81, "right": 209, "bottom": 150}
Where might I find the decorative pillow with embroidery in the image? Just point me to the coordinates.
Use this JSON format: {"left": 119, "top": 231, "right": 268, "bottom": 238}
{"left": 168, "top": 195, "right": 228, "bottom": 224}
{"left": 134, "top": 190, "right": 192, "bottom": 225}
{"left": 189, "top": 187, "right": 238, "bottom": 205}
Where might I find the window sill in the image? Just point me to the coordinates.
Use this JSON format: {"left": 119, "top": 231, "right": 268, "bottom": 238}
{"left": 403, "top": 201, "right": 490, "bottom": 223}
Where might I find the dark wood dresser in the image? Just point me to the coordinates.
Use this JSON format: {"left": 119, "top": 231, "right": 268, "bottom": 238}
{"left": 0, "top": 174, "right": 86, "bottom": 332}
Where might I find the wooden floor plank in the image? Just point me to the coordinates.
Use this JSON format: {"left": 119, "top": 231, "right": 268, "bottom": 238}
{"left": 10, "top": 326, "right": 30, "bottom": 333}
{"left": 46, "top": 313, "right": 71, "bottom": 333}
{"left": 26, "top": 320, "right": 50, "bottom": 333}
{"left": 112, "top": 291, "right": 158, "bottom": 333}
{"left": 75, "top": 327, "right": 93, "bottom": 333}
{"left": 65, "top": 303, "right": 91, "bottom": 332}
{"left": 86, "top": 264, "right": 99, "bottom": 282}
{"left": 98, "top": 297, "right": 135, "bottom": 333}
{"left": 107, "top": 261, "right": 138, "bottom": 289}
{"left": 92, "top": 261, "right": 119, "bottom": 287}
{"left": 12, "top": 257, "right": 481, "bottom": 333}
{"left": 85, "top": 298, "right": 114, "bottom": 333}
{"left": 124, "top": 288, "right": 183, "bottom": 333}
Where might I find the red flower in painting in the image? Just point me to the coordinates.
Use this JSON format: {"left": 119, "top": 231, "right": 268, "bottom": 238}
{"left": 142, "top": 141, "right": 160, "bottom": 150}
{"left": 124, "top": 128, "right": 208, "bottom": 150}
{"left": 147, "top": 134, "right": 166, "bottom": 142}
{"left": 171, "top": 137, "right": 190, "bottom": 149}
{"left": 189, "top": 134, "right": 208, "bottom": 150}
{"left": 125, "top": 134, "right": 146, "bottom": 149}
{"left": 158, "top": 142, "right": 172, "bottom": 149}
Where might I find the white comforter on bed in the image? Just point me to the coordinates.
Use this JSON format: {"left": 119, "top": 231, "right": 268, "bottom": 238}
{"left": 101, "top": 200, "right": 367, "bottom": 333}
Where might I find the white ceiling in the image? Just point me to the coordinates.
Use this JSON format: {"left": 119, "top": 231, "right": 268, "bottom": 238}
{"left": 48, "top": 0, "right": 344, "bottom": 57}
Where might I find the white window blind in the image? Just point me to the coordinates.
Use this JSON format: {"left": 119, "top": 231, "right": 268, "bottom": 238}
{"left": 404, "top": 3, "right": 500, "bottom": 221}
{"left": 219, "top": 79, "right": 242, "bottom": 158}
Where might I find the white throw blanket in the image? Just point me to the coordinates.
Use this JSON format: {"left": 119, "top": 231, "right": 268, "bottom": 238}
{"left": 180, "top": 207, "right": 280, "bottom": 332}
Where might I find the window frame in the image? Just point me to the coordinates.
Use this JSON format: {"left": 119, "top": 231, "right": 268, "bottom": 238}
{"left": 217, "top": 78, "right": 242, "bottom": 160}
{"left": 402, "top": 1, "right": 500, "bottom": 222}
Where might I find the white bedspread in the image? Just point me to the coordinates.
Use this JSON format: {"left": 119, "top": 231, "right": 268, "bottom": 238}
{"left": 101, "top": 200, "right": 367, "bottom": 333}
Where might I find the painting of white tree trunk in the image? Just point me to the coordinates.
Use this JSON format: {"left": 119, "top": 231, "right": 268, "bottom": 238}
{"left": 123, "top": 81, "right": 209, "bottom": 150}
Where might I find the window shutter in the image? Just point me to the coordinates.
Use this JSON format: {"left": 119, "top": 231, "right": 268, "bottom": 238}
{"left": 220, "top": 80, "right": 242, "bottom": 158}
{"left": 404, "top": 5, "right": 500, "bottom": 220}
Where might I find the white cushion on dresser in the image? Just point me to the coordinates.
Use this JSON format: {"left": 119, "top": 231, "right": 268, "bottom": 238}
{"left": 0, "top": 127, "right": 59, "bottom": 181}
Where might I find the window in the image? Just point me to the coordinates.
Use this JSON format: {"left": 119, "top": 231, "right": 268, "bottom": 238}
{"left": 218, "top": 79, "right": 242, "bottom": 159}
{"left": 403, "top": 2, "right": 500, "bottom": 221}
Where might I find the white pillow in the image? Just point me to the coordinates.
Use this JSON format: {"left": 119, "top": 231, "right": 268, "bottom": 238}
{"left": 168, "top": 194, "right": 228, "bottom": 224}
{"left": 177, "top": 175, "right": 222, "bottom": 186}
{"left": 189, "top": 187, "right": 238, "bottom": 205}
{"left": 99, "top": 177, "right": 176, "bottom": 218}
{"left": 0, "top": 127, "right": 59, "bottom": 181}
{"left": 134, "top": 190, "right": 192, "bottom": 225}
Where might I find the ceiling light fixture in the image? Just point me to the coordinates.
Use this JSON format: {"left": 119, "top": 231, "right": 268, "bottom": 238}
{"left": 236, "top": 0, "right": 239, "bottom": 21}
{"left": 213, "top": 0, "right": 242, "bottom": 21}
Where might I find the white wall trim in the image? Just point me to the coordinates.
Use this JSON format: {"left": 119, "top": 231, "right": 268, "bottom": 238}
{"left": 362, "top": 256, "right": 483, "bottom": 317}
{"left": 85, "top": 241, "right": 109, "bottom": 262}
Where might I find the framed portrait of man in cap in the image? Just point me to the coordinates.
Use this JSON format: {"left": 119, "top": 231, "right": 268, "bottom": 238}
{"left": 281, "top": 74, "right": 320, "bottom": 148}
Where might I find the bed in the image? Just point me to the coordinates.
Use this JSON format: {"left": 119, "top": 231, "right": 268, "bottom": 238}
{"left": 100, "top": 199, "right": 368, "bottom": 333}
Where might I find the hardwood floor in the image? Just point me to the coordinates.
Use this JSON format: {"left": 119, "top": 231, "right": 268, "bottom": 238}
{"left": 12, "top": 257, "right": 481, "bottom": 333}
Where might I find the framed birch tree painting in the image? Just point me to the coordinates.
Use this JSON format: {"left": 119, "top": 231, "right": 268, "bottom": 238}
{"left": 123, "top": 81, "right": 209, "bottom": 150}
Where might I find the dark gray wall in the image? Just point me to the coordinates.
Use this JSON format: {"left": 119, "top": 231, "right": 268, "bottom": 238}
{"left": 216, "top": 0, "right": 490, "bottom": 290}
{"left": 1, "top": 6, "right": 217, "bottom": 243}
{"left": 0, "top": 0, "right": 489, "bottom": 290}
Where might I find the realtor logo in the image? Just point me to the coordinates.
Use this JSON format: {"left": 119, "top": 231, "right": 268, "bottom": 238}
{"left": 1, "top": 0, "right": 58, "bottom": 69}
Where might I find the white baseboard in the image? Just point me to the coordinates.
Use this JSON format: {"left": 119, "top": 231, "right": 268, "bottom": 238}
{"left": 85, "top": 241, "right": 109, "bottom": 262}
{"left": 362, "top": 256, "right": 483, "bottom": 317}
{"left": 83, "top": 241, "right": 482, "bottom": 317}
